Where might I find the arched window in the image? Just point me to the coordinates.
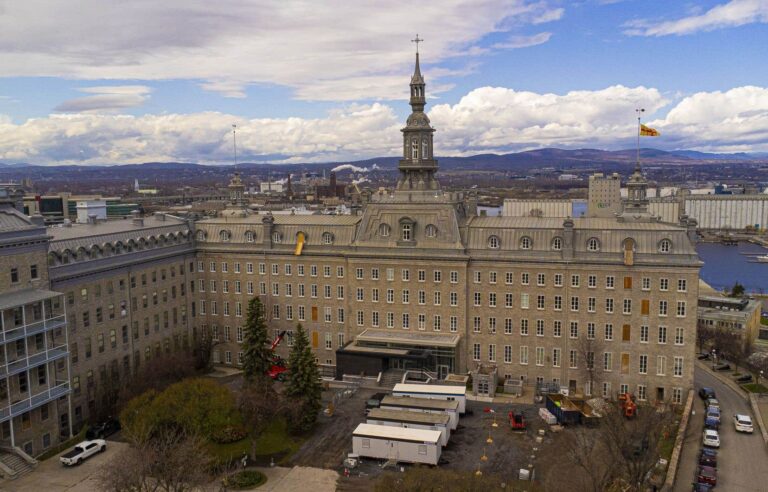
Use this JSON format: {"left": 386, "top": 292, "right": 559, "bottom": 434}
{"left": 552, "top": 237, "right": 562, "bottom": 251}
{"left": 379, "top": 223, "right": 391, "bottom": 237}
{"left": 520, "top": 236, "right": 532, "bottom": 250}
{"left": 488, "top": 235, "right": 500, "bottom": 249}
{"left": 425, "top": 224, "right": 437, "bottom": 238}
{"left": 196, "top": 230, "right": 206, "bottom": 242}
{"left": 322, "top": 232, "right": 334, "bottom": 245}
{"left": 245, "top": 231, "right": 255, "bottom": 243}
{"left": 587, "top": 237, "right": 600, "bottom": 252}
{"left": 422, "top": 139, "right": 429, "bottom": 159}
{"left": 659, "top": 239, "right": 672, "bottom": 253}
{"left": 411, "top": 138, "right": 418, "bottom": 159}
{"left": 402, "top": 223, "right": 412, "bottom": 241}
{"left": 219, "top": 230, "right": 230, "bottom": 242}
{"left": 272, "top": 231, "right": 282, "bottom": 244}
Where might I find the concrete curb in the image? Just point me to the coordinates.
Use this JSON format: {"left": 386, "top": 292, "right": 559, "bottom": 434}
{"left": 749, "top": 393, "right": 768, "bottom": 447}
{"left": 662, "top": 389, "right": 695, "bottom": 492}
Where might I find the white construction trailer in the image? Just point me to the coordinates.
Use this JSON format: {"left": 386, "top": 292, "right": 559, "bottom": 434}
{"left": 352, "top": 423, "right": 442, "bottom": 466}
{"left": 366, "top": 408, "right": 451, "bottom": 447}
{"left": 379, "top": 395, "right": 460, "bottom": 430}
{"left": 393, "top": 383, "right": 467, "bottom": 413}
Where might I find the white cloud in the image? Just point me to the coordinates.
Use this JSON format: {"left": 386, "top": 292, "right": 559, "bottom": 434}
{"left": 625, "top": 0, "right": 768, "bottom": 36}
{"left": 0, "top": 1, "right": 562, "bottom": 101}
{"left": 4, "top": 85, "right": 768, "bottom": 164}
{"left": 492, "top": 32, "right": 552, "bottom": 49}
{"left": 54, "top": 86, "right": 152, "bottom": 113}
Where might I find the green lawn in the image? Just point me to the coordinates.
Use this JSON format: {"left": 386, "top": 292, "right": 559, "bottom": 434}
{"left": 742, "top": 383, "right": 768, "bottom": 393}
{"left": 207, "top": 437, "right": 252, "bottom": 465}
{"left": 761, "top": 316, "right": 768, "bottom": 326}
{"left": 252, "top": 418, "right": 305, "bottom": 464}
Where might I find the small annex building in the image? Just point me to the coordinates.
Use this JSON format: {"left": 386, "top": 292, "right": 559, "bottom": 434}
{"left": 392, "top": 383, "right": 467, "bottom": 413}
{"left": 352, "top": 423, "right": 442, "bottom": 465}
{"left": 379, "top": 395, "right": 460, "bottom": 430}
{"left": 366, "top": 407, "right": 451, "bottom": 446}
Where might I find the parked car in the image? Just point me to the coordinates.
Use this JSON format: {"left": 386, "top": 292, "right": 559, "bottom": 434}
{"left": 736, "top": 374, "right": 753, "bottom": 383}
{"left": 706, "top": 398, "right": 720, "bottom": 410}
{"left": 704, "top": 415, "right": 720, "bottom": 430}
{"left": 714, "top": 363, "right": 731, "bottom": 371}
{"left": 697, "top": 466, "right": 717, "bottom": 486}
{"left": 734, "top": 414, "right": 754, "bottom": 433}
{"left": 698, "top": 388, "right": 716, "bottom": 400}
{"left": 699, "top": 448, "right": 717, "bottom": 459}
{"left": 60, "top": 439, "right": 106, "bottom": 466}
{"left": 703, "top": 429, "right": 720, "bottom": 448}
{"left": 86, "top": 418, "right": 121, "bottom": 440}
{"left": 698, "top": 451, "right": 717, "bottom": 468}
{"left": 705, "top": 406, "right": 720, "bottom": 422}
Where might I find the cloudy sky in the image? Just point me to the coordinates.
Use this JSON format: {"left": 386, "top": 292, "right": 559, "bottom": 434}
{"left": 1, "top": 0, "right": 767, "bottom": 165}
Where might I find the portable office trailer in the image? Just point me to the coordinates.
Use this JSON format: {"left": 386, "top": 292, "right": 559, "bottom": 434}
{"left": 366, "top": 408, "right": 451, "bottom": 446}
{"left": 379, "top": 395, "right": 460, "bottom": 430}
{"left": 352, "top": 423, "right": 442, "bottom": 466}
{"left": 392, "top": 383, "right": 467, "bottom": 413}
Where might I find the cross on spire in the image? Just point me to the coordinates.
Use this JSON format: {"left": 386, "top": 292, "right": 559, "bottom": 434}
{"left": 411, "top": 34, "right": 423, "bottom": 53}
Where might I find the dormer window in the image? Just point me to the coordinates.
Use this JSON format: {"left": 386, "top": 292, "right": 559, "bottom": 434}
{"left": 196, "top": 230, "right": 206, "bottom": 242}
{"left": 587, "top": 237, "right": 600, "bottom": 252}
{"left": 402, "top": 223, "right": 412, "bottom": 241}
{"left": 379, "top": 223, "right": 391, "bottom": 237}
{"left": 411, "top": 138, "right": 418, "bottom": 159}
{"left": 422, "top": 139, "right": 429, "bottom": 159}
{"left": 322, "top": 232, "right": 334, "bottom": 245}
{"left": 552, "top": 237, "right": 562, "bottom": 251}
{"left": 659, "top": 239, "right": 672, "bottom": 253}
{"left": 488, "top": 235, "right": 500, "bottom": 249}
{"left": 219, "top": 230, "right": 230, "bottom": 242}
{"left": 520, "top": 236, "right": 532, "bottom": 250}
{"left": 425, "top": 224, "right": 437, "bottom": 238}
{"left": 272, "top": 232, "right": 282, "bottom": 244}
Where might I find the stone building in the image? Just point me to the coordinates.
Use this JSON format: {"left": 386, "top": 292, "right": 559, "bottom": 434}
{"left": 194, "top": 53, "right": 701, "bottom": 405}
{"left": 697, "top": 295, "right": 762, "bottom": 345}
{"left": 45, "top": 213, "right": 195, "bottom": 431}
{"left": 0, "top": 200, "right": 71, "bottom": 466}
{"left": 587, "top": 172, "right": 622, "bottom": 218}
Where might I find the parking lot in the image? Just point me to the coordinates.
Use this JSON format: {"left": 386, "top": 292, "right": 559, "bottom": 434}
{"left": 1, "top": 439, "right": 128, "bottom": 492}
{"left": 290, "top": 385, "right": 545, "bottom": 489}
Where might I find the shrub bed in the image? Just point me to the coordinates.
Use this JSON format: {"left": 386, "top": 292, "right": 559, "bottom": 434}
{"left": 211, "top": 425, "right": 248, "bottom": 444}
{"left": 223, "top": 470, "right": 267, "bottom": 489}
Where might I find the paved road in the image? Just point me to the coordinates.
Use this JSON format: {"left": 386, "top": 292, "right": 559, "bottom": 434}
{"left": 674, "top": 366, "right": 768, "bottom": 491}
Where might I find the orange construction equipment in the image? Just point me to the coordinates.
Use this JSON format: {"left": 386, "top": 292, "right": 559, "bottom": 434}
{"left": 508, "top": 411, "right": 526, "bottom": 431}
{"left": 618, "top": 393, "right": 637, "bottom": 418}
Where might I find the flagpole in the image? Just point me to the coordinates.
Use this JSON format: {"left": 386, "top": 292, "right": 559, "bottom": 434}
{"left": 635, "top": 108, "right": 644, "bottom": 172}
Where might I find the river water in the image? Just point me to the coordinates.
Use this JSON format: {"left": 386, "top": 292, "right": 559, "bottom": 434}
{"left": 696, "top": 241, "right": 768, "bottom": 294}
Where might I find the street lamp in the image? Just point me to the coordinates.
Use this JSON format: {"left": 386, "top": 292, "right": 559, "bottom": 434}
{"left": 760, "top": 370, "right": 764, "bottom": 389}
{"left": 711, "top": 349, "right": 716, "bottom": 370}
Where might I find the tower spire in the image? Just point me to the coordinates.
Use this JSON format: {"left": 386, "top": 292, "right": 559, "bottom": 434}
{"left": 397, "top": 37, "right": 439, "bottom": 192}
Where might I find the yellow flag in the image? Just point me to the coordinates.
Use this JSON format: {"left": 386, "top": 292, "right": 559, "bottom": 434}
{"left": 640, "top": 124, "right": 660, "bottom": 136}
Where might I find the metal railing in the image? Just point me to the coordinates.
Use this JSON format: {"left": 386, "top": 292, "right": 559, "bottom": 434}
{"left": 0, "top": 382, "right": 70, "bottom": 422}
{"left": 0, "top": 344, "right": 69, "bottom": 378}
{"left": 0, "top": 315, "right": 66, "bottom": 345}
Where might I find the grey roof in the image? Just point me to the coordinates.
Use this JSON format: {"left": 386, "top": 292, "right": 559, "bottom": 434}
{"left": 48, "top": 215, "right": 190, "bottom": 252}
{"left": 356, "top": 329, "right": 461, "bottom": 348}
{"left": 367, "top": 408, "right": 450, "bottom": 425}
{"left": 0, "top": 206, "right": 34, "bottom": 232}
{"left": 0, "top": 289, "right": 62, "bottom": 310}
{"left": 469, "top": 216, "right": 685, "bottom": 231}
{"left": 380, "top": 395, "right": 460, "bottom": 411}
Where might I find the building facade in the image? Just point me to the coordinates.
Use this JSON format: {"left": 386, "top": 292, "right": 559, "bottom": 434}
{"left": 587, "top": 173, "right": 622, "bottom": 218}
{"left": 194, "top": 54, "right": 701, "bottom": 404}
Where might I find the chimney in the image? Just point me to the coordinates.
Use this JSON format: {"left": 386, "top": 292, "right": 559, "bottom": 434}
{"left": 330, "top": 172, "right": 337, "bottom": 197}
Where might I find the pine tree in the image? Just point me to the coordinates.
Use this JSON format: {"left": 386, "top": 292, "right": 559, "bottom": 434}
{"left": 242, "top": 297, "right": 272, "bottom": 381}
{"left": 284, "top": 324, "right": 322, "bottom": 432}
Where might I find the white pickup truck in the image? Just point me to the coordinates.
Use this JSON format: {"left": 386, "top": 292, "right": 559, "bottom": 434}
{"left": 59, "top": 439, "right": 106, "bottom": 466}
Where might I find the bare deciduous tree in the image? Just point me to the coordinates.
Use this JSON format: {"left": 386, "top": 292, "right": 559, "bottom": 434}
{"left": 563, "top": 428, "right": 615, "bottom": 492}
{"left": 99, "top": 429, "right": 213, "bottom": 492}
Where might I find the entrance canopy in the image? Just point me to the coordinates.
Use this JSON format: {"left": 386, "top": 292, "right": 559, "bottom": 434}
{"left": 354, "top": 329, "right": 460, "bottom": 348}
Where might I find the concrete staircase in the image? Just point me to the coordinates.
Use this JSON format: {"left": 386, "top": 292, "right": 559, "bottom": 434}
{"left": 379, "top": 369, "right": 406, "bottom": 388}
{"left": 0, "top": 449, "right": 36, "bottom": 480}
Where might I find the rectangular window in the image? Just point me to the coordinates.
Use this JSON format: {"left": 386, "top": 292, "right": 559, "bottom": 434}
{"left": 658, "top": 326, "right": 667, "bottom": 344}
{"left": 571, "top": 274, "right": 580, "bottom": 287}
{"left": 504, "top": 345, "right": 512, "bottom": 363}
{"left": 676, "top": 301, "right": 686, "bottom": 317}
{"left": 537, "top": 273, "right": 545, "bottom": 286}
{"left": 488, "top": 344, "right": 496, "bottom": 362}
{"left": 603, "top": 352, "right": 613, "bottom": 371}
{"left": 371, "top": 268, "right": 379, "bottom": 280}
{"left": 519, "top": 346, "right": 529, "bottom": 365}
{"left": 450, "top": 316, "right": 458, "bottom": 332}
{"left": 536, "top": 319, "right": 544, "bottom": 337}
{"left": 552, "top": 348, "right": 561, "bottom": 367}
{"left": 402, "top": 269, "right": 410, "bottom": 281}
{"left": 677, "top": 279, "right": 687, "bottom": 292}
{"left": 554, "top": 273, "right": 563, "bottom": 287}
{"left": 588, "top": 275, "right": 596, "bottom": 288}
{"left": 657, "top": 355, "right": 666, "bottom": 376}
{"left": 623, "top": 276, "right": 632, "bottom": 289}
{"left": 521, "top": 293, "right": 529, "bottom": 309}
{"left": 473, "top": 343, "right": 481, "bottom": 361}
{"left": 659, "top": 300, "right": 668, "bottom": 316}
{"left": 673, "top": 356, "right": 683, "bottom": 377}
{"left": 606, "top": 298, "right": 614, "bottom": 313}
{"left": 623, "top": 299, "right": 631, "bottom": 315}
{"left": 660, "top": 278, "right": 669, "bottom": 291}
{"left": 505, "top": 272, "right": 514, "bottom": 285}
{"left": 450, "top": 271, "right": 459, "bottom": 283}
{"left": 639, "top": 354, "right": 648, "bottom": 374}
{"left": 505, "top": 293, "right": 514, "bottom": 308}
{"left": 642, "top": 277, "right": 650, "bottom": 290}
{"left": 535, "top": 346, "right": 545, "bottom": 366}
{"left": 520, "top": 319, "right": 529, "bottom": 336}
{"left": 622, "top": 324, "right": 631, "bottom": 341}
{"left": 570, "top": 296, "right": 579, "bottom": 312}
{"left": 640, "top": 325, "right": 649, "bottom": 343}
{"left": 675, "top": 327, "right": 684, "bottom": 345}
{"left": 570, "top": 321, "right": 578, "bottom": 339}
{"left": 505, "top": 318, "right": 513, "bottom": 335}
{"left": 604, "top": 323, "right": 613, "bottom": 341}
{"left": 554, "top": 320, "right": 562, "bottom": 338}
{"left": 620, "top": 353, "right": 630, "bottom": 374}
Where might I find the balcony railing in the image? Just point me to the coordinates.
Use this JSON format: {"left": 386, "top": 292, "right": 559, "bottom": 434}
{"left": 0, "top": 315, "right": 67, "bottom": 345}
{"left": 0, "top": 382, "right": 70, "bottom": 422}
{"left": 0, "top": 344, "right": 69, "bottom": 378}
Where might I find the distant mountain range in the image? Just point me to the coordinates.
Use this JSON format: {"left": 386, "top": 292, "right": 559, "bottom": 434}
{"left": 3, "top": 148, "right": 768, "bottom": 172}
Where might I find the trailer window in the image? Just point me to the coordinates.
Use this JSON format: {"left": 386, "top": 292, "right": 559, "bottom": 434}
{"left": 418, "top": 445, "right": 427, "bottom": 455}
{"left": 362, "top": 439, "right": 370, "bottom": 449}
